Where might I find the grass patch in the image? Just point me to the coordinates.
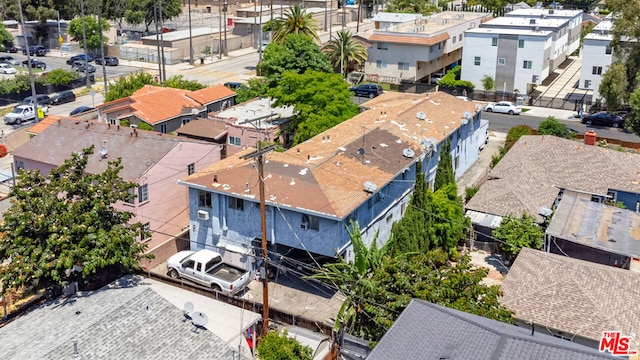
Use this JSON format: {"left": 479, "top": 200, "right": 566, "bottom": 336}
{"left": 520, "top": 108, "right": 530, "bottom": 113}
{"left": 0, "top": 107, "right": 14, "bottom": 116}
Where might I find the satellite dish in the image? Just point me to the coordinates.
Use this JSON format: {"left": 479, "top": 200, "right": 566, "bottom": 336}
{"left": 402, "top": 148, "right": 415, "bottom": 158}
{"left": 462, "top": 118, "right": 468, "bottom": 125}
{"left": 539, "top": 207, "right": 553, "bottom": 217}
{"left": 429, "top": 138, "right": 438, "bottom": 152}
{"left": 191, "top": 311, "right": 208, "bottom": 333}
{"left": 363, "top": 181, "right": 377, "bottom": 193}
{"left": 416, "top": 111, "right": 426, "bottom": 120}
{"left": 100, "top": 146, "right": 108, "bottom": 158}
{"left": 183, "top": 301, "right": 194, "bottom": 322}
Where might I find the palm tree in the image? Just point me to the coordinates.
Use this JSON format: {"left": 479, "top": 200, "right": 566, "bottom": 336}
{"left": 272, "top": 5, "right": 320, "bottom": 44}
{"left": 322, "top": 30, "right": 368, "bottom": 76}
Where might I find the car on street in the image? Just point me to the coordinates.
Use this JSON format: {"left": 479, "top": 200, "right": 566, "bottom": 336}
{"left": 22, "top": 59, "right": 47, "bottom": 69}
{"left": 483, "top": 101, "right": 521, "bottom": 115}
{"left": 6, "top": 46, "right": 18, "bottom": 53}
{"left": 4, "top": 104, "right": 48, "bottom": 125}
{"left": 94, "top": 56, "right": 119, "bottom": 66}
{"left": 580, "top": 111, "right": 624, "bottom": 128}
{"left": 0, "top": 63, "right": 16, "bottom": 74}
{"left": 50, "top": 90, "right": 76, "bottom": 105}
{"left": 0, "top": 55, "right": 19, "bottom": 65}
{"left": 23, "top": 45, "right": 46, "bottom": 56}
{"left": 22, "top": 94, "right": 52, "bottom": 106}
{"left": 430, "top": 72, "right": 445, "bottom": 84}
{"left": 349, "top": 83, "right": 384, "bottom": 98}
{"left": 69, "top": 106, "right": 95, "bottom": 116}
{"left": 71, "top": 60, "right": 96, "bottom": 73}
{"left": 223, "top": 81, "right": 245, "bottom": 89}
{"left": 66, "top": 54, "right": 93, "bottom": 64}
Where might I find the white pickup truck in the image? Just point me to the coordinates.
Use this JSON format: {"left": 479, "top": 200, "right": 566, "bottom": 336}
{"left": 167, "top": 249, "right": 253, "bottom": 295}
{"left": 4, "top": 104, "right": 49, "bottom": 125}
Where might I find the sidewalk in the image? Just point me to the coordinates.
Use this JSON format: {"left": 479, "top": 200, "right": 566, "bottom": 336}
{"left": 523, "top": 104, "right": 579, "bottom": 121}
{"left": 456, "top": 131, "right": 506, "bottom": 197}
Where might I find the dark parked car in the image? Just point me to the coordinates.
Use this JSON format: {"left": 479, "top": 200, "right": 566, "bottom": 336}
{"left": 50, "top": 91, "right": 76, "bottom": 105}
{"left": 69, "top": 106, "right": 94, "bottom": 116}
{"left": 66, "top": 54, "right": 93, "bottom": 65}
{"left": 23, "top": 45, "right": 46, "bottom": 56}
{"left": 22, "top": 94, "right": 51, "bottom": 106}
{"left": 7, "top": 46, "right": 18, "bottom": 53}
{"left": 349, "top": 83, "right": 384, "bottom": 98}
{"left": 0, "top": 55, "right": 19, "bottom": 65}
{"left": 95, "top": 56, "right": 119, "bottom": 66}
{"left": 223, "top": 81, "right": 245, "bottom": 89}
{"left": 22, "top": 59, "right": 47, "bottom": 69}
{"left": 581, "top": 111, "right": 624, "bottom": 128}
{"left": 71, "top": 60, "right": 96, "bottom": 73}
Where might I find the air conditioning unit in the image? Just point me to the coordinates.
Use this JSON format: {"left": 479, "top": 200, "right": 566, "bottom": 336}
{"left": 197, "top": 210, "right": 209, "bottom": 220}
{"left": 300, "top": 222, "right": 308, "bottom": 230}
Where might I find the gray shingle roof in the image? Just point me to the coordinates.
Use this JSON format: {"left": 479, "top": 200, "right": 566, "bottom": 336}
{"left": 366, "top": 299, "right": 616, "bottom": 360}
{"left": 465, "top": 135, "right": 640, "bottom": 222}
{"left": 500, "top": 248, "right": 640, "bottom": 343}
{"left": 0, "top": 277, "right": 245, "bottom": 360}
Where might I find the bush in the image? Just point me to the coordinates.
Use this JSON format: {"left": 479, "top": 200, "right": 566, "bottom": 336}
{"left": 438, "top": 66, "right": 474, "bottom": 92}
{"left": 136, "top": 122, "right": 154, "bottom": 131}
{"left": 537, "top": 116, "right": 574, "bottom": 139}
{"left": 257, "top": 330, "right": 313, "bottom": 360}
{"left": 0, "top": 75, "right": 31, "bottom": 94}
{"left": 465, "top": 185, "right": 480, "bottom": 202}
{"left": 491, "top": 146, "right": 507, "bottom": 168}
{"left": 44, "top": 68, "right": 78, "bottom": 85}
{"left": 505, "top": 125, "right": 533, "bottom": 150}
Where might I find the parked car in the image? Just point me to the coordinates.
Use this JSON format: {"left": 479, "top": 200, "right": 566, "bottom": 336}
{"left": 349, "top": 83, "right": 384, "bottom": 98}
{"left": 23, "top": 45, "right": 46, "bottom": 56}
{"left": 94, "top": 56, "right": 119, "bottom": 66}
{"left": 50, "top": 91, "right": 76, "bottom": 105}
{"left": 580, "top": 111, "right": 624, "bottom": 128}
{"left": 430, "top": 72, "right": 445, "bottom": 84}
{"left": 223, "top": 81, "right": 245, "bottom": 89}
{"left": 22, "top": 59, "right": 47, "bottom": 69}
{"left": 483, "top": 101, "right": 521, "bottom": 115}
{"left": 71, "top": 60, "right": 96, "bottom": 73}
{"left": 4, "top": 104, "right": 48, "bottom": 125}
{"left": 22, "top": 94, "right": 51, "bottom": 106}
{"left": 0, "top": 63, "right": 16, "bottom": 74}
{"left": 66, "top": 54, "right": 93, "bottom": 64}
{"left": 7, "top": 46, "right": 18, "bottom": 53}
{"left": 69, "top": 106, "right": 95, "bottom": 116}
{"left": 0, "top": 55, "right": 19, "bottom": 65}
{"left": 167, "top": 249, "right": 253, "bottom": 295}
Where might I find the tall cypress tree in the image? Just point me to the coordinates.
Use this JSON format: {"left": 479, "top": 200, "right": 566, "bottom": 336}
{"left": 434, "top": 139, "right": 455, "bottom": 191}
{"left": 389, "top": 160, "right": 433, "bottom": 255}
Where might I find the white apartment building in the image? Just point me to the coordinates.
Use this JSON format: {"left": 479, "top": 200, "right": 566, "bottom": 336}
{"left": 372, "top": 12, "right": 425, "bottom": 30}
{"left": 461, "top": 28, "right": 553, "bottom": 93}
{"left": 460, "top": 8, "right": 582, "bottom": 93}
{"left": 579, "top": 17, "right": 614, "bottom": 101}
{"left": 357, "top": 11, "right": 493, "bottom": 84}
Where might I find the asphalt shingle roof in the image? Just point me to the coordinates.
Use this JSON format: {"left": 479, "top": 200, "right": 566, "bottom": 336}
{"left": 465, "top": 135, "right": 640, "bottom": 222}
{"left": 0, "top": 277, "right": 243, "bottom": 359}
{"left": 500, "top": 248, "right": 640, "bottom": 343}
{"left": 367, "top": 299, "right": 616, "bottom": 360}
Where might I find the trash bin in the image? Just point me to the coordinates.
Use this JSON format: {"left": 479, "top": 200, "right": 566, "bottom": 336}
{"left": 200, "top": 57, "right": 204, "bottom": 65}
{"left": 515, "top": 96, "right": 524, "bottom": 106}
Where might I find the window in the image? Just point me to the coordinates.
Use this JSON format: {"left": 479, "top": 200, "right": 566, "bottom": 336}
{"left": 188, "top": 163, "right": 195, "bottom": 175}
{"left": 125, "top": 187, "right": 135, "bottom": 204}
{"left": 605, "top": 45, "right": 612, "bottom": 55}
{"left": 141, "top": 222, "right": 151, "bottom": 241}
{"left": 590, "top": 194, "right": 601, "bottom": 203}
{"left": 452, "top": 36, "right": 457, "bottom": 44}
{"left": 376, "top": 60, "right": 387, "bottom": 69}
{"left": 229, "top": 197, "right": 244, "bottom": 210}
{"left": 459, "top": 34, "right": 462, "bottom": 41}
{"left": 138, "top": 184, "right": 149, "bottom": 203}
{"left": 109, "top": 118, "right": 117, "bottom": 125}
{"left": 16, "top": 160, "right": 24, "bottom": 170}
{"left": 592, "top": 66, "right": 603, "bottom": 75}
{"left": 430, "top": 46, "right": 434, "bottom": 53}
{"left": 474, "top": 56, "right": 481, "bottom": 66}
{"left": 584, "top": 80, "right": 591, "bottom": 88}
{"left": 491, "top": 37, "right": 498, "bottom": 46}
{"left": 518, "top": 39, "right": 525, "bottom": 48}
{"left": 523, "top": 60, "right": 532, "bottom": 69}
{"left": 376, "top": 42, "right": 388, "bottom": 50}
{"left": 386, "top": 214, "right": 393, "bottom": 223}
{"left": 398, "top": 62, "right": 409, "bottom": 70}
{"left": 301, "top": 214, "right": 319, "bottom": 230}
{"left": 636, "top": 201, "right": 640, "bottom": 213}
{"left": 455, "top": 155, "right": 460, "bottom": 170}
{"left": 498, "top": 58, "right": 506, "bottom": 65}
{"left": 229, "top": 136, "right": 242, "bottom": 146}
{"left": 160, "top": 123, "right": 167, "bottom": 133}
{"left": 182, "top": 118, "right": 191, "bottom": 126}
{"left": 183, "top": 259, "right": 195, "bottom": 269}
{"left": 198, "top": 190, "right": 212, "bottom": 208}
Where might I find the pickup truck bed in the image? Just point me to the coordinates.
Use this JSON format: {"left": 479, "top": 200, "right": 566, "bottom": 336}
{"left": 208, "top": 264, "right": 246, "bottom": 283}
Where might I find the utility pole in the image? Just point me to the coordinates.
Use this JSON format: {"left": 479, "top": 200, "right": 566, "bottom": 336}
{"left": 17, "top": 0, "right": 39, "bottom": 121}
{"left": 223, "top": 0, "right": 228, "bottom": 56}
{"left": 159, "top": 0, "right": 167, "bottom": 83}
{"left": 97, "top": 4, "right": 108, "bottom": 93}
{"left": 57, "top": 10, "right": 62, "bottom": 57}
{"left": 80, "top": 0, "right": 91, "bottom": 89}
{"left": 153, "top": 0, "right": 163, "bottom": 81}
{"left": 218, "top": 0, "right": 222, "bottom": 59}
{"left": 188, "top": 0, "right": 194, "bottom": 65}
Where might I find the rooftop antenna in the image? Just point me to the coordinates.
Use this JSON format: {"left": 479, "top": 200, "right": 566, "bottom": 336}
{"left": 191, "top": 311, "right": 208, "bottom": 333}
{"left": 99, "top": 138, "right": 108, "bottom": 159}
{"left": 183, "top": 301, "right": 194, "bottom": 322}
{"left": 72, "top": 337, "right": 81, "bottom": 359}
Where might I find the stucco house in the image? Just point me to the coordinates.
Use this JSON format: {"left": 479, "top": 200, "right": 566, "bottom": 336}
{"left": 95, "top": 84, "right": 237, "bottom": 134}
{"left": 13, "top": 118, "right": 223, "bottom": 267}
{"left": 179, "top": 92, "right": 488, "bottom": 265}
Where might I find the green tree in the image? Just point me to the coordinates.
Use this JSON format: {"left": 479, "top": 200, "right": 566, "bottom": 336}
{"left": 386, "top": 0, "right": 439, "bottom": 14}
{"left": 236, "top": 77, "right": 269, "bottom": 103}
{"left": 272, "top": 5, "right": 320, "bottom": 44}
{"left": 102, "top": 0, "right": 128, "bottom": 43}
{"left": 433, "top": 139, "right": 454, "bottom": 191}
{"left": 481, "top": 75, "right": 495, "bottom": 91}
{"left": 599, "top": 62, "right": 628, "bottom": 111}
{"left": 537, "top": 116, "right": 574, "bottom": 139}
{"left": 429, "top": 183, "right": 469, "bottom": 254}
{"left": 257, "top": 329, "right": 313, "bottom": 360}
{"left": 438, "top": 66, "right": 474, "bottom": 92}
{"left": 269, "top": 71, "right": 358, "bottom": 144}
{"left": 627, "top": 86, "right": 640, "bottom": 135}
{"left": 505, "top": 124, "right": 533, "bottom": 150}
{"left": 0, "top": 146, "right": 151, "bottom": 297}
{"left": 259, "top": 33, "right": 332, "bottom": 86}
{"left": 68, "top": 16, "right": 110, "bottom": 50}
{"left": 322, "top": 30, "right": 368, "bottom": 76}
{"left": 389, "top": 160, "right": 433, "bottom": 254}
{"left": 105, "top": 71, "right": 154, "bottom": 101}
{"left": 124, "top": 0, "right": 182, "bottom": 32}
{"left": 492, "top": 213, "right": 544, "bottom": 260}
{"left": 163, "top": 75, "right": 205, "bottom": 91}
{"left": 44, "top": 69, "right": 78, "bottom": 85}
{"left": 607, "top": 0, "right": 640, "bottom": 92}
{"left": 0, "top": 24, "right": 14, "bottom": 49}
{"left": 136, "top": 121, "right": 154, "bottom": 131}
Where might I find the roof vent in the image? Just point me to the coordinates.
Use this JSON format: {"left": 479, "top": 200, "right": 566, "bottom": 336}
{"left": 402, "top": 148, "right": 415, "bottom": 158}
{"left": 529, "top": 19, "right": 536, "bottom": 24}
{"left": 363, "top": 181, "right": 377, "bottom": 193}
{"left": 416, "top": 111, "right": 427, "bottom": 120}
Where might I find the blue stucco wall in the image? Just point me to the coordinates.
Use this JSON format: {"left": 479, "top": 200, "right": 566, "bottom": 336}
{"left": 611, "top": 189, "right": 640, "bottom": 213}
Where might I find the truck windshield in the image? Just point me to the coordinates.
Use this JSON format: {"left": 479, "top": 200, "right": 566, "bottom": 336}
{"left": 10, "top": 108, "right": 24, "bottom": 114}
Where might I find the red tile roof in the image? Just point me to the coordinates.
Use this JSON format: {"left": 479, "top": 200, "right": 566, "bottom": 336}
{"left": 27, "top": 115, "right": 61, "bottom": 135}
{"left": 187, "top": 84, "right": 236, "bottom": 105}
